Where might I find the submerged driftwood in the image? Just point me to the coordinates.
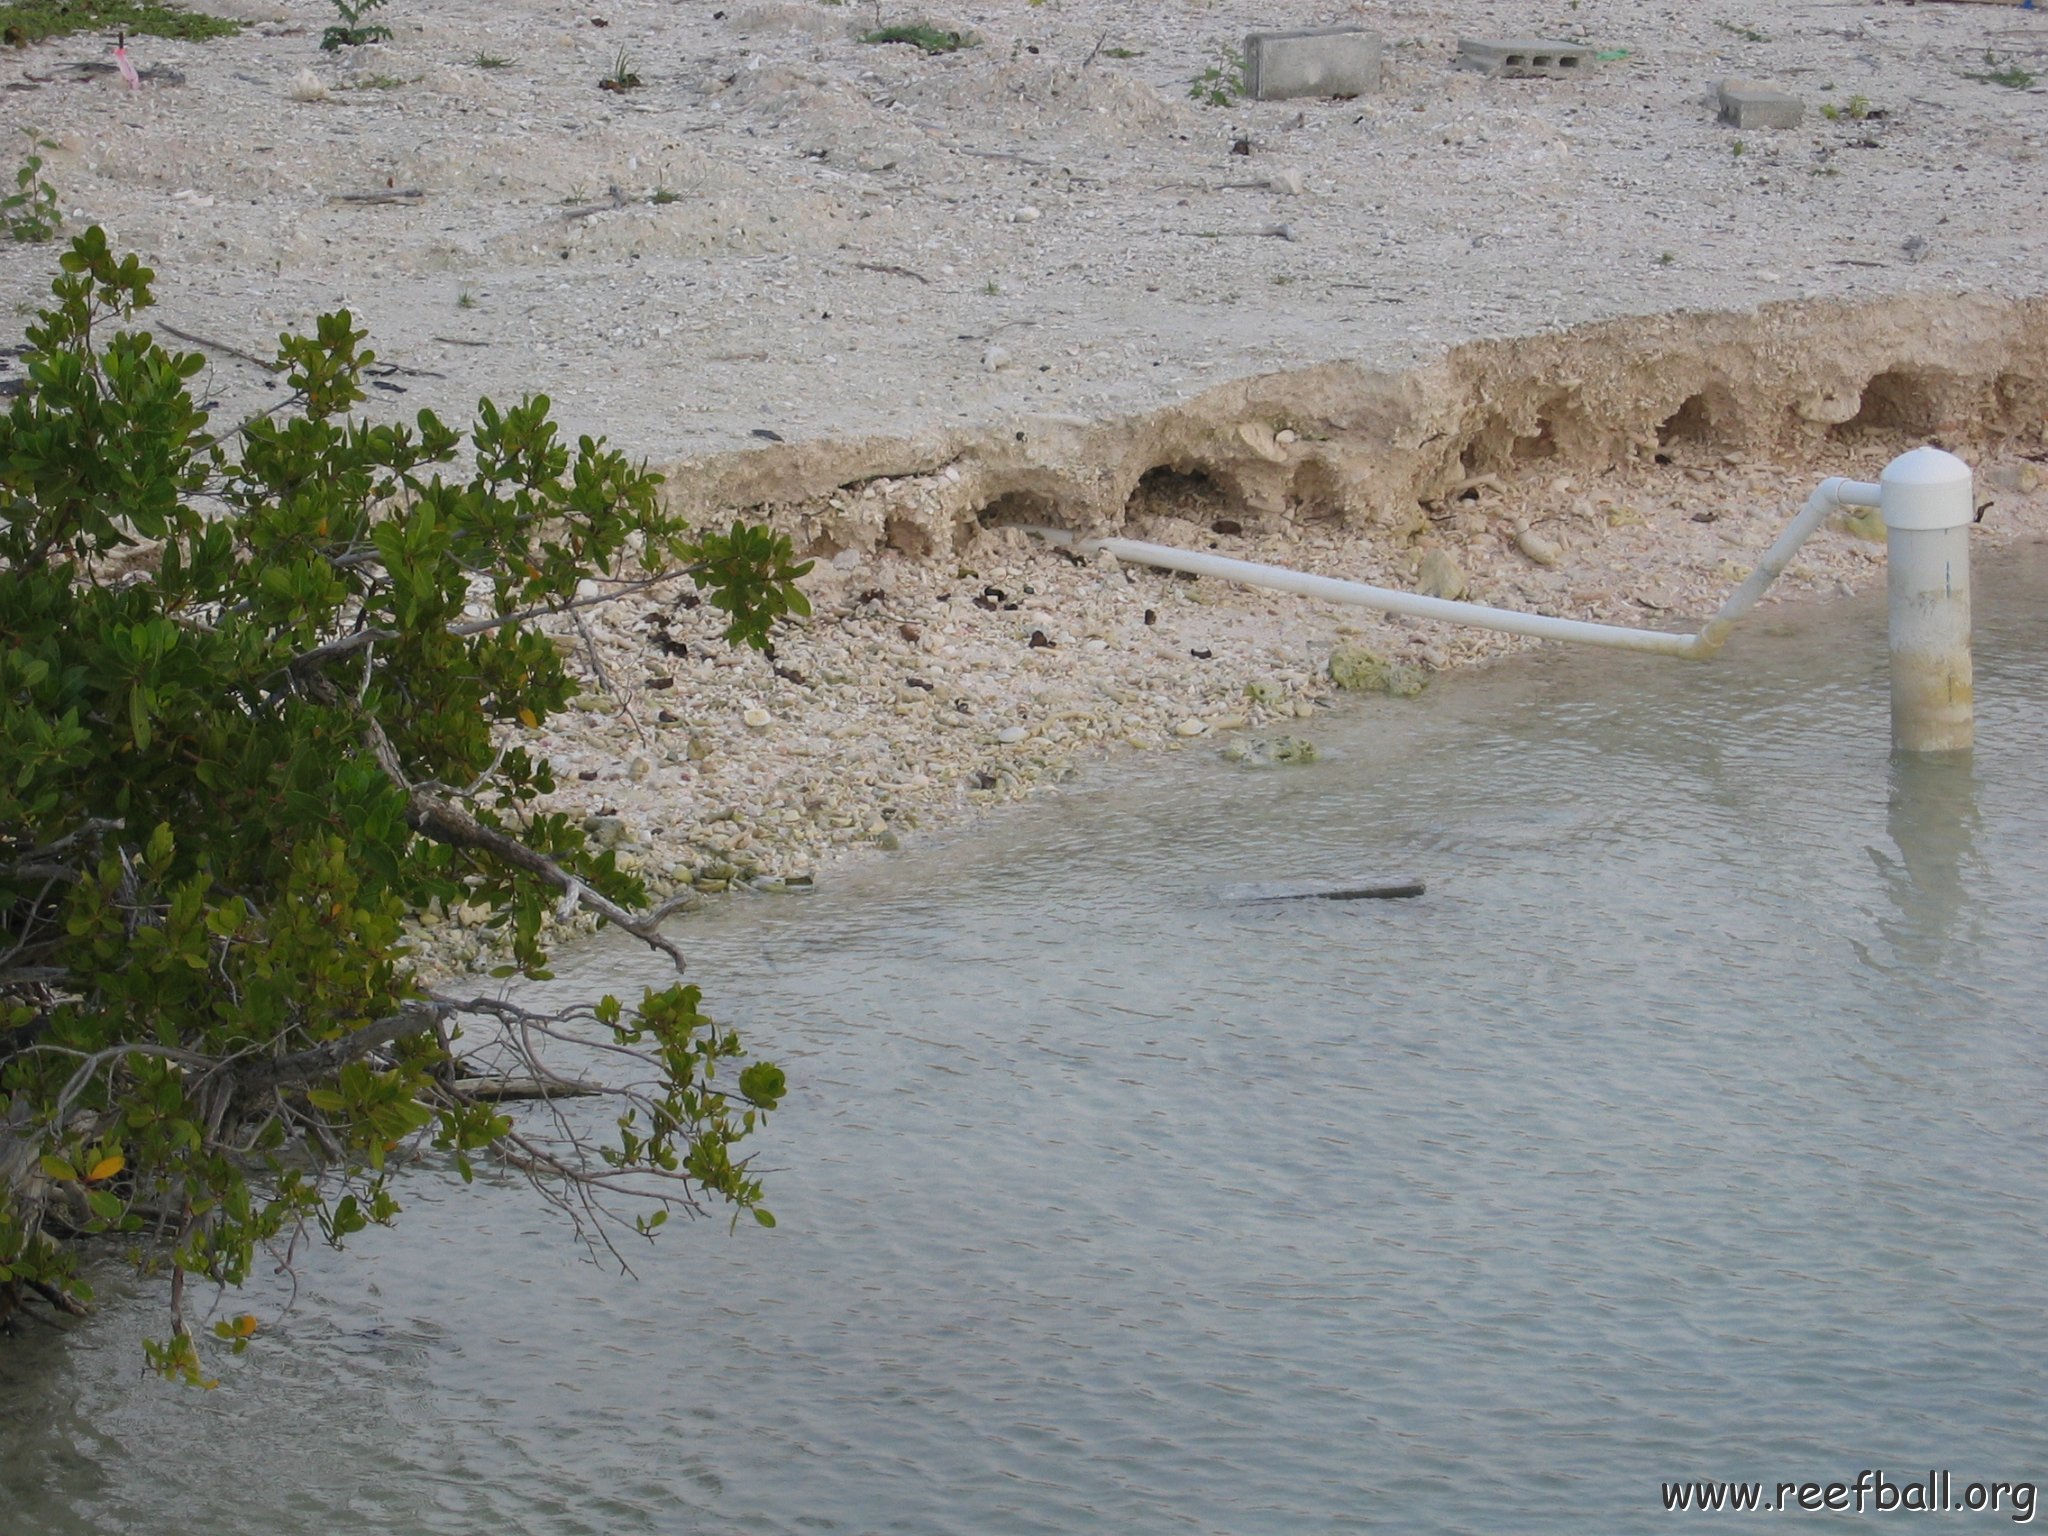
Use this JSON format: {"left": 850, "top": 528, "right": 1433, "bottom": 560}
{"left": 1220, "top": 879, "right": 1427, "bottom": 903}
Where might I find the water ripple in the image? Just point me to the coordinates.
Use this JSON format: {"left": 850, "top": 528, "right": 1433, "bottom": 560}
{"left": 7, "top": 548, "right": 2048, "bottom": 1535}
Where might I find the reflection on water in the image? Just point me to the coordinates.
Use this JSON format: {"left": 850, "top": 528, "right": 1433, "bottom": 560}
{"left": 1875, "top": 753, "right": 1983, "bottom": 970}
{"left": 5, "top": 545, "right": 2047, "bottom": 1536}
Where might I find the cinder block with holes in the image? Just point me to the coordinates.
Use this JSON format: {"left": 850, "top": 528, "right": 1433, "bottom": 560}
{"left": 1717, "top": 80, "right": 1804, "bottom": 129}
{"left": 1457, "top": 38, "right": 1596, "bottom": 79}
{"left": 1243, "top": 27, "right": 1383, "bottom": 101}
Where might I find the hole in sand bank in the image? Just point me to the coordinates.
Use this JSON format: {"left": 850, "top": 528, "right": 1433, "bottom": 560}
{"left": 1289, "top": 458, "right": 1347, "bottom": 523}
{"left": 1995, "top": 372, "right": 2048, "bottom": 438}
{"left": 1514, "top": 418, "right": 1561, "bottom": 463}
{"left": 884, "top": 516, "right": 935, "bottom": 559}
{"left": 1125, "top": 465, "right": 1233, "bottom": 524}
{"left": 1459, "top": 399, "right": 1574, "bottom": 477}
{"left": 973, "top": 489, "right": 1063, "bottom": 532}
{"left": 1658, "top": 389, "right": 1735, "bottom": 452}
{"left": 1458, "top": 422, "right": 1513, "bottom": 478}
{"left": 1511, "top": 395, "right": 1588, "bottom": 464}
{"left": 1830, "top": 368, "right": 1944, "bottom": 441}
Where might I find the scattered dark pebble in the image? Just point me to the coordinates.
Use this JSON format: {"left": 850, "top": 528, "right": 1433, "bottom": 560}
{"left": 773, "top": 664, "right": 807, "bottom": 685}
{"left": 750, "top": 427, "right": 784, "bottom": 442}
{"left": 1143, "top": 609, "right": 1157, "bottom": 625}
{"left": 578, "top": 769, "right": 600, "bottom": 781}
{"left": 1190, "top": 647, "right": 1213, "bottom": 659}
{"left": 899, "top": 623, "right": 921, "bottom": 641}
{"left": 905, "top": 676, "right": 935, "bottom": 692}
{"left": 1211, "top": 518, "right": 1242, "bottom": 535}
{"left": 646, "top": 676, "right": 674, "bottom": 690}
{"left": 1028, "top": 630, "right": 1055, "bottom": 649}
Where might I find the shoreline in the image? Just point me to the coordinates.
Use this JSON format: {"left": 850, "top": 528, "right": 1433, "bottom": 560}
{"left": 410, "top": 426, "right": 2048, "bottom": 977}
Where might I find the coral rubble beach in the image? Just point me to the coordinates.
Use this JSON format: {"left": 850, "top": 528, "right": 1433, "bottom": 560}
{"left": 4, "top": 0, "right": 2044, "bottom": 965}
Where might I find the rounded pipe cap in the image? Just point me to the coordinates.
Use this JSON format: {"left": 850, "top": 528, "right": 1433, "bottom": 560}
{"left": 1880, "top": 445, "right": 1974, "bottom": 531}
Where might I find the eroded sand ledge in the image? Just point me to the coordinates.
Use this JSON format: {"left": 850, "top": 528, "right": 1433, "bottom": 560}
{"left": 667, "top": 292, "right": 2048, "bottom": 553}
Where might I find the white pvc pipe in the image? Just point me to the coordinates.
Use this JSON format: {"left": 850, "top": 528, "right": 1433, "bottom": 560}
{"left": 1693, "top": 477, "right": 1878, "bottom": 656}
{"left": 1879, "top": 447, "right": 1974, "bottom": 753}
{"left": 1026, "top": 476, "right": 1878, "bottom": 662}
{"left": 1022, "top": 452, "right": 1973, "bottom": 756}
{"left": 1035, "top": 533, "right": 1706, "bottom": 655}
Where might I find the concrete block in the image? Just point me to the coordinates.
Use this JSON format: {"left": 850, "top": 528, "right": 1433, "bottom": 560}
{"left": 1717, "top": 80, "right": 1804, "bottom": 130}
{"left": 1243, "top": 27, "right": 1382, "bottom": 101}
{"left": 1457, "top": 38, "right": 1596, "bottom": 79}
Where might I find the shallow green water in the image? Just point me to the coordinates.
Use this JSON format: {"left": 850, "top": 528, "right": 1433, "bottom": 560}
{"left": 6, "top": 544, "right": 2047, "bottom": 1534}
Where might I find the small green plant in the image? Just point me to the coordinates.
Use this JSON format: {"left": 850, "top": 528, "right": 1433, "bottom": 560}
{"left": 473, "top": 51, "right": 512, "bottom": 69}
{"left": 3, "top": 130, "right": 62, "bottom": 244}
{"left": 648, "top": 187, "right": 681, "bottom": 205}
{"left": 0, "top": 0, "right": 239, "bottom": 45}
{"left": 343, "top": 72, "right": 407, "bottom": 89}
{"left": 1966, "top": 51, "right": 2035, "bottom": 90}
{"left": 1101, "top": 45, "right": 1142, "bottom": 60}
{"left": 1189, "top": 42, "right": 1245, "bottom": 107}
{"left": 982, "top": 278, "right": 1000, "bottom": 296}
{"left": 321, "top": 0, "right": 390, "bottom": 50}
{"left": 1731, "top": 139, "right": 1747, "bottom": 158}
{"left": 1714, "top": 20, "right": 1770, "bottom": 44}
{"left": 1655, "top": 251, "right": 1676, "bottom": 267}
{"left": 599, "top": 48, "right": 642, "bottom": 90}
{"left": 860, "top": 22, "right": 971, "bottom": 54}
{"left": 456, "top": 289, "right": 476, "bottom": 309}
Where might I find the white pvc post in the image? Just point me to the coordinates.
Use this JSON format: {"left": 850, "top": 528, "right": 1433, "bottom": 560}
{"left": 1880, "top": 447, "right": 1974, "bottom": 753}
